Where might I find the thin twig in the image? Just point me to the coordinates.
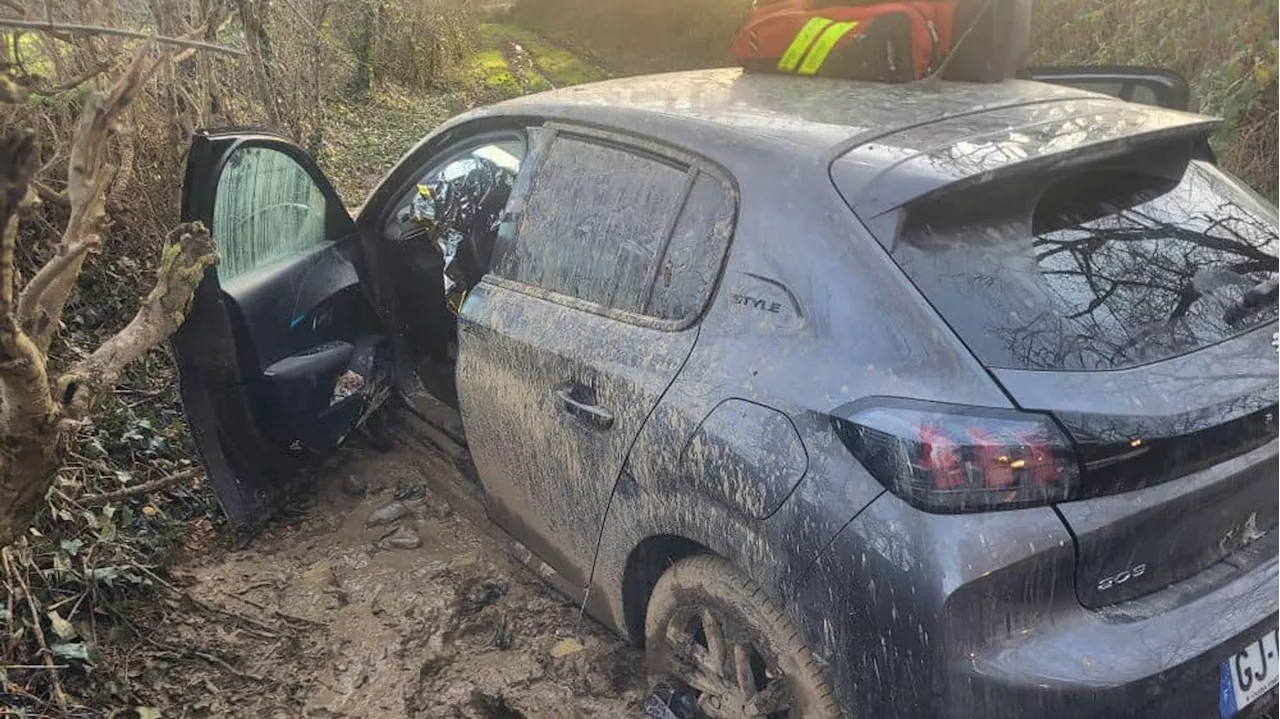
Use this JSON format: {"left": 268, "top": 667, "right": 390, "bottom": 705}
{"left": 78, "top": 467, "right": 200, "bottom": 506}
{"left": 31, "top": 180, "right": 68, "bottom": 206}
{"left": 274, "top": 609, "right": 326, "bottom": 627}
{"left": 2, "top": 548, "right": 68, "bottom": 708}
{"left": 24, "top": 63, "right": 111, "bottom": 97}
{"left": 104, "top": 603, "right": 267, "bottom": 683}
{"left": 0, "top": 20, "right": 246, "bottom": 56}
{"left": 188, "top": 596, "right": 281, "bottom": 638}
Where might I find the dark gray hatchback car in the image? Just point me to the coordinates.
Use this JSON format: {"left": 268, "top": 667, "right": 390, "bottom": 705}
{"left": 174, "top": 66, "right": 1279, "bottom": 719}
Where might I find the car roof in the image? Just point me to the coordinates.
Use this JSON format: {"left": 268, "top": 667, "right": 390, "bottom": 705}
{"left": 470, "top": 67, "right": 1108, "bottom": 156}
{"left": 464, "top": 67, "right": 1219, "bottom": 217}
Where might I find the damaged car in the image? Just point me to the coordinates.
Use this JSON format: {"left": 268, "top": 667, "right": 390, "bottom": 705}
{"left": 173, "top": 64, "right": 1279, "bottom": 719}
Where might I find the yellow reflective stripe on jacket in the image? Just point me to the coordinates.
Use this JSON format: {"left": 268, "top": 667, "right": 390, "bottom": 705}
{"left": 777, "top": 17, "right": 834, "bottom": 72}
{"left": 797, "top": 20, "right": 859, "bottom": 76}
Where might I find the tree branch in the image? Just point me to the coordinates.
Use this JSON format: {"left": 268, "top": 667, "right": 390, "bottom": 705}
{"left": 0, "top": 73, "right": 27, "bottom": 104}
{"left": 80, "top": 467, "right": 201, "bottom": 506}
{"left": 17, "top": 43, "right": 153, "bottom": 353}
{"left": 0, "top": 19, "right": 247, "bottom": 56}
{"left": 58, "top": 222, "right": 218, "bottom": 417}
{"left": 22, "top": 62, "right": 111, "bottom": 97}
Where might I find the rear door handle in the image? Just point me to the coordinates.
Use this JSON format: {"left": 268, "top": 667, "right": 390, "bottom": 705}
{"left": 556, "top": 388, "right": 614, "bottom": 430}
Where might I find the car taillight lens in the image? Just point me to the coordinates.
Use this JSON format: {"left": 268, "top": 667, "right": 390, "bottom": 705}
{"left": 831, "top": 400, "right": 1080, "bottom": 512}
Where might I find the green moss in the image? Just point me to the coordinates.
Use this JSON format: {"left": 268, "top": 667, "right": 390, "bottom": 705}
{"left": 3, "top": 33, "right": 63, "bottom": 78}
{"left": 469, "top": 49, "right": 522, "bottom": 97}
{"left": 475, "top": 23, "right": 609, "bottom": 89}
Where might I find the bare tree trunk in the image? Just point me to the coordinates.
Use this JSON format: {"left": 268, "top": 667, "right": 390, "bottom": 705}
{"left": 0, "top": 41, "right": 220, "bottom": 545}
{"left": 0, "top": 131, "right": 62, "bottom": 541}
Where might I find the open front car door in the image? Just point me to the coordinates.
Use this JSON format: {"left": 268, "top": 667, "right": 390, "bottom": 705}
{"left": 173, "top": 130, "right": 390, "bottom": 540}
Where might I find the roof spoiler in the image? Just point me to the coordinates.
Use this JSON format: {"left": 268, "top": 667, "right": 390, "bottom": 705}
{"left": 841, "top": 103, "right": 1221, "bottom": 219}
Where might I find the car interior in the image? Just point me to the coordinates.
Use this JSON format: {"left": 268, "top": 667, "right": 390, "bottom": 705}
{"left": 376, "top": 135, "right": 527, "bottom": 408}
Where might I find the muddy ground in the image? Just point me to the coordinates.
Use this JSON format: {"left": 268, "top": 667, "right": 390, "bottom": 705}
{"left": 137, "top": 440, "right": 646, "bottom": 718}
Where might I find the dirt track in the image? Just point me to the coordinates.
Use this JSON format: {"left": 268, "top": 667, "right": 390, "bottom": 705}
{"left": 145, "top": 444, "right": 645, "bottom": 718}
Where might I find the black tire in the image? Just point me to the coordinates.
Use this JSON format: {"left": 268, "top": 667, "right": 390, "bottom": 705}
{"left": 644, "top": 554, "right": 843, "bottom": 719}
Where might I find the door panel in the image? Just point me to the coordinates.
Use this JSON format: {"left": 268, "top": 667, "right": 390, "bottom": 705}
{"left": 174, "top": 131, "right": 388, "bottom": 540}
{"left": 455, "top": 124, "right": 736, "bottom": 588}
{"left": 457, "top": 282, "right": 697, "bottom": 586}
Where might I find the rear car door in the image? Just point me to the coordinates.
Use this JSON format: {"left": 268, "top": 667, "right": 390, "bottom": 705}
{"left": 457, "top": 124, "right": 736, "bottom": 588}
{"left": 174, "top": 131, "right": 389, "bottom": 539}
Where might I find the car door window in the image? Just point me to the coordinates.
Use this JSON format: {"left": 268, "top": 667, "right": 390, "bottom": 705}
{"left": 497, "top": 136, "right": 688, "bottom": 314}
{"left": 495, "top": 133, "right": 734, "bottom": 322}
{"left": 213, "top": 146, "right": 330, "bottom": 282}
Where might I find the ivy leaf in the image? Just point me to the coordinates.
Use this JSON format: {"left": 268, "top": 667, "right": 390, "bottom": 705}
{"left": 46, "top": 610, "right": 76, "bottom": 640}
{"left": 88, "top": 566, "right": 121, "bottom": 586}
{"left": 1254, "top": 63, "right": 1272, "bottom": 89}
{"left": 51, "top": 642, "right": 90, "bottom": 661}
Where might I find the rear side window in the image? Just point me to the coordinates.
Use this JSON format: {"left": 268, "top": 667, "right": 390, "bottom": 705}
{"left": 647, "top": 174, "right": 736, "bottom": 321}
{"left": 890, "top": 160, "right": 1278, "bottom": 371}
{"left": 494, "top": 132, "right": 733, "bottom": 322}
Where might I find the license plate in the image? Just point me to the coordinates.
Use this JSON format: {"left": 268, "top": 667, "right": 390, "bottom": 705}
{"left": 1221, "top": 627, "right": 1280, "bottom": 718}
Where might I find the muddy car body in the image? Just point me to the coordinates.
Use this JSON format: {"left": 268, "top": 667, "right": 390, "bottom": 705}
{"left": 175, "top": 67, "right": 1280, "bottom": 718}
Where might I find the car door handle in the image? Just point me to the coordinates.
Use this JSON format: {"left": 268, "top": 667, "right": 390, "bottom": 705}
{"left": 555, "top": 388, "right": 614, "bottom": 430}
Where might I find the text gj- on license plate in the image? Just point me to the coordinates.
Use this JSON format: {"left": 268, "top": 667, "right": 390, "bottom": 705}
{"left": 1221, "top": 626, "right": 1280, "bottom": 718}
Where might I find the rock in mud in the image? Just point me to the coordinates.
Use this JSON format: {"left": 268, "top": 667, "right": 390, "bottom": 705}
{"left": 458, "top": 577, "right": 509, "bottom": 615}
{"left": 342, "top": 474, "right": 368, "bottom": 497}
{"left": 378, "top": 525, "right": 422, "bottom": 550}
{"left": 549, "top": 637, "right": 585, "bottom": 658}
{"left": 366, "top": 501, "right": 411, "bottom": 527}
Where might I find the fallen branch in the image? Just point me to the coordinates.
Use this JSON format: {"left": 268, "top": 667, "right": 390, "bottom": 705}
{"left": 2, "top": 548, "right": 68, "bottom": 708}
{"left": 78, "top": 467, "right": 201, "bottom": 507}
{"left": 0, "top": 19, "right": 247, "bottom": 56}
{"left": 58, "top": 222, "right": 218, "bottom": 416}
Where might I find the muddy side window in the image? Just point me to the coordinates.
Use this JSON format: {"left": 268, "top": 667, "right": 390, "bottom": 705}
{"left": 644, "top": 172, "right": 735, "bottom": 322}
{"left": 495, "top": 135, "right": 689, "bottom": 315}
{"left": 212, "top": 146, "right": 329, "bottom": 282}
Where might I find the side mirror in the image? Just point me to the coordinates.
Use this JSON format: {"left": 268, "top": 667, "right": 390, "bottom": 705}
{"left": 1023, "top": 65, "right": 1191, "bottom": 111}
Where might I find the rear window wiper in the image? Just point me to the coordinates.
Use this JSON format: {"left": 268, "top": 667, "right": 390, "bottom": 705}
{"left": 1223, "top": 275, "right": 1279, "bottom": 325}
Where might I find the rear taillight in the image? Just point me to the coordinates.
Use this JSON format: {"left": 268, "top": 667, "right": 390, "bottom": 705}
{"left": 832, "top": 399, "right": 1080, "bottom": 512}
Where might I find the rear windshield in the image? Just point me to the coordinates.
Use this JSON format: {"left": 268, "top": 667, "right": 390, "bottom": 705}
{"left": 890, "top": 160, "right": 1278, "bottom": 371}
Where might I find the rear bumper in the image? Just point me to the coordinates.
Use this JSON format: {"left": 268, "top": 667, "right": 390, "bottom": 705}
{"left": 949, "top": 544, "right": 1278, "bottom": 719}
{"left": 791, "top": 491, "right": 1279, "bottom": 719}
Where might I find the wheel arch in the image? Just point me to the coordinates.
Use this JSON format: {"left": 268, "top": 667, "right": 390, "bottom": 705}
{"left": 621, "top": 533, "right": 710, "bottom": 646}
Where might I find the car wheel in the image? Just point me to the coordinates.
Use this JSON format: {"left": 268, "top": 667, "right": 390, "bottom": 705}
{"left": 644, "top": 554, "right": 842, "bottom": 719}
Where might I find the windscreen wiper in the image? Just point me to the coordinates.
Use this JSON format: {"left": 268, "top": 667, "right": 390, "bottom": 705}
{"left": 1223, "top": 275, "right": 1279, "bottom": 325}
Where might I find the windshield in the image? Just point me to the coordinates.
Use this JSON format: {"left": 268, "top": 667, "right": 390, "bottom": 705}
{"left": 890, "top": 160, "right": 1279, "bottom": 371}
